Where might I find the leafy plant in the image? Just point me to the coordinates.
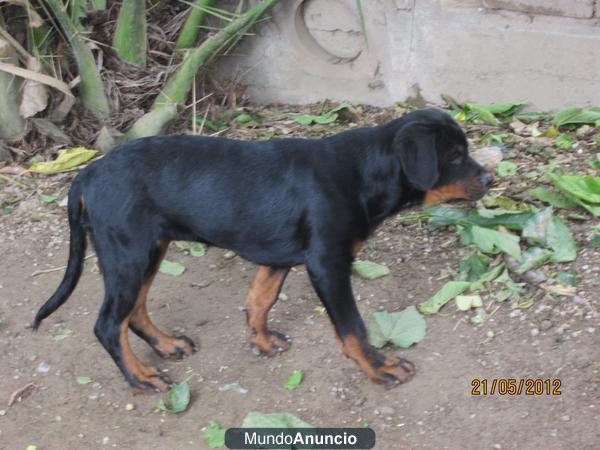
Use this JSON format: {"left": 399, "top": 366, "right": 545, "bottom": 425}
{"left": 159, "top": 260, "right": 186, "bottom": 276}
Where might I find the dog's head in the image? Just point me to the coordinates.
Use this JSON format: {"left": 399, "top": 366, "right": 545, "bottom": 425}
{"left": 392, "top": 108, "right": 492, "bottom": 205}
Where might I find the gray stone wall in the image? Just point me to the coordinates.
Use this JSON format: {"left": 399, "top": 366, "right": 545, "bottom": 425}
{"left": 216, "top": 0, "right": 600, "bottom": 110}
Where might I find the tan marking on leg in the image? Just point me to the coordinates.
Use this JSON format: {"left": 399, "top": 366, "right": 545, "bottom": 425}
{"left": 352, "top": 240, "right": 365, "bottom": 258}
{"left": 339, "top": 335, "right": 415, "bottom": 385}
{"left": 119, "top": 318, "right": 171, "bottom": 392}
{"left": 245, "top": 266, "right": 289, "bottom": 355}
{"left": 129, "top": 240, "right": 195, "bottom": 359}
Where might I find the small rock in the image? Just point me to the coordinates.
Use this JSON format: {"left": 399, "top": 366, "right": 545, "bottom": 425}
{"left": 560, "top": 415, "right": 570, "bottom": 422}
{"left": 0, "top": 410, "right": 6, "bottom": 416}
{"left": 36, "top": 361, "right": 49, "bottom": 373}
{"left": 380, "top": 406, "right": 395, "bottom": 415}
{"left": 486, "top": 330, "right": 494, "bottom": 338}
{"left": 102, "top": 436, "right": 109, "bottom": 445}
{"left": 471, "top": 146, "right": 503, "bottom": 170}
{"left": 530, "top": 328, "right": 539, "bottom": 337}
{"left": 224, "top": 250, "right": 236, "bottom": 259}
{"left": 125, "top": 403, "right": 135, "bottom": 411}
{"left": 278, "top": 293, "right": 289, "bottom": 301}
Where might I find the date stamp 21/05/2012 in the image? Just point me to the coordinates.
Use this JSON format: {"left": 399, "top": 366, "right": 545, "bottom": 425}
{"left": 471, "top": 379, "right": 561, "bottom": 396}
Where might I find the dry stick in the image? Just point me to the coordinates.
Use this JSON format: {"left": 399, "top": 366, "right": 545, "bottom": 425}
{"left": 31, "top": 254, "right": 96, "bottom": 277}
{"left": 0, "top": 173, "right": 29, "bottom": 189}
{"left": 8, "top": 383, "right": 36, "bottom": 406}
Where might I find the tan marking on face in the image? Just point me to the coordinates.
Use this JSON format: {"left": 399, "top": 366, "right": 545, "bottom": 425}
{"left": 424, "top": 182, "right": 470, "bottom": 206}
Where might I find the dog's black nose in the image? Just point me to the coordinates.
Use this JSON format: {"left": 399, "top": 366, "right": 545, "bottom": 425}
{"left": 480, "top": 172, "right": 493, "bottom": 187}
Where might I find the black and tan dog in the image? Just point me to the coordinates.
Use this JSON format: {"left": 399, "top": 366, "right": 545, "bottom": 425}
{"left": 33, "top": 108, "right": 491, "bottom": 391}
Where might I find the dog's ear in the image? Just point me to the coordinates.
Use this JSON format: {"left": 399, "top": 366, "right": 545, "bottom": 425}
{"left": 393, "top": 123, "right": 439, "bottom": 191}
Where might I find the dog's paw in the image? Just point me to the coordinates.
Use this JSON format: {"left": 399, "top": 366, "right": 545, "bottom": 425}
{"left": 153, "top": 335, "right": 197, "bottom": 360}
{"left": 130, "top": 368, "right": 173, "bottom": 393}
{"left": 374, "top": 356, "right": 416, "bottom": 387}
{"left": 250, "top": 330, "right": 291, "bottom": 357}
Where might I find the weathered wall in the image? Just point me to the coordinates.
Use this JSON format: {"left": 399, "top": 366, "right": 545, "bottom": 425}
{"left": 216, "top": 0, "right": 600, "bottom": 110}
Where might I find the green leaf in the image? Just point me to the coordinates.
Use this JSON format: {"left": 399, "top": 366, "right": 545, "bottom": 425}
{"left": 529, "top": 187, "right": 577, "bottom": 209}
{"left": 174, "top": 241, "right": 206, "bottom": 257}
{"left": 556, "top": 270, "right": 577, "bottom": 286}
{"left": 352, "top": 260, "right": 390, "bottom": 280}
{"left": 592, "top": 233, "right": 600, "bottom": 248}
{"left": 202, "top": 421, "right": 226, "bottom": 448}
{"left": 496, "top": 161, "right": 517, "bottom": 178}
{"left": 547, "top": 215, "right": 577, "bottom": 262}
{"left": 292, "top": 114, "right": 314, "bottom": 125}
{"left": 26, "top": 446, "right": 37, "bottom": 450}
{"left": 467, "top": 101, "right": 527, "bottom": 117}
{"left": 515, "top": 247, "right": 553, "bottom": 273}
{"left": 455, "top": 295, "right": 482, "bottom": 311}
{"left": 235, "top": 113, "right": 253, "bottom": 124}
{"left": 549, "top": 174, "right": 600, "bottom": 205}
{"left": 482, "top": 195, "right": 530, "bottom": 212}
{"left": 552, "top": 108, "right": 582, "bottom": 128}
{"left": 367, "top": 305, "right": 426, "bottom": 348}
{"left": 471, "top": 226, "right": 522, "bottom": 261}
{"left": 52, "top": 326, "right": 73, "bottom": 341}
{"left": 426, "top": 206, "right": 534, "bottom": 231}
{"left": 39, "top": 194, "right": 60, "bottom": 203}
{"left": 466, "top": 104, "right": 498, "bottom": 125}
{"left": 242, "top": 411, "right": 313, "bottom": 428}
{"left": 157, "top": 381, "right": 190, "bottom": 413}
{"left": 30, "top": 147, "right": 98, "bottom": 174}
{"left": 418, "top": 281, "right": 472, "bottom": 315}
{"left": 76, "top": 376, "right": 93, "bottom": 385}
{"left": 459, "top": 252, "right": 490, "bottom": 282}
{"left": 159, "top": 260, "right": 186, "bottom": 276}
{"left": 284, "top": 370, "right": 303, "bottom": 390}
{"left": 555, "top": 134, "right": 574, "bottom": 150}
{"left": 522, "top": 208, "right": 577, "bottom": 262}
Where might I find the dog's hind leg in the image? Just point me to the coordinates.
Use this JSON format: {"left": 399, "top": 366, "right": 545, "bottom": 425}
{"left": 244, "top": 266, "right": 291, "bottom": 356}
{"left": 128, "top": 240, "right": 196, "bottom": 359}
{"left": 92, "top": 239, "right": 172, "bottom": 392}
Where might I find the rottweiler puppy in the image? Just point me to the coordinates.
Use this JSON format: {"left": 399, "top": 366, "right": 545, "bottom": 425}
{"left": 34, "top": 108, "right": 491, "bottom": 391}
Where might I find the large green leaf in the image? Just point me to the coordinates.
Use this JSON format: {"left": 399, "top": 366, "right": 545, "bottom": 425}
{"left": 426, "top": 206, "right": 533, "bottom": 231}
{"left": 470, "top": 226, "right": 522, "bottom": 261}
{"left": 549, "top": 174, "right": 600, "bottom": 204}
{"left": 367, "top": 306, "right": 426, "bottom": 348}
{"left": 418, "top": 281, "right": 471, "bottom": 315}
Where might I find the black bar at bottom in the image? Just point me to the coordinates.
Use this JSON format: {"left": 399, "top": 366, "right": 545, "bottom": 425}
{"left": 225, "top": 427, "right": 375, "bottom": 449}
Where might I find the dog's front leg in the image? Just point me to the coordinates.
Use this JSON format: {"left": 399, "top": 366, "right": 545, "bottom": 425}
{"left": 306, "top": 251, "right": 415, "bottom": 386}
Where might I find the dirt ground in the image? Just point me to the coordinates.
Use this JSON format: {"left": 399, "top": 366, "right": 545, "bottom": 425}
{"left": 1, "top": 108, "right": 599, "bottom": 449}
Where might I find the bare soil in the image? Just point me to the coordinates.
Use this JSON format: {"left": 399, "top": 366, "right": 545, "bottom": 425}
{"left": 0, "top": 107, "right": 598, "bottom": 449}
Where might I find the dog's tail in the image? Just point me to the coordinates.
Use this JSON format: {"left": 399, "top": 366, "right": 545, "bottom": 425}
{"left": 33, "top": 179, "right": 87, "bottom": 330}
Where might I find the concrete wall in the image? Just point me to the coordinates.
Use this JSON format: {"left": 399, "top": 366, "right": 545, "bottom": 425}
{"left": 216, "top": 0, "right": 600, "bottom": 110}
